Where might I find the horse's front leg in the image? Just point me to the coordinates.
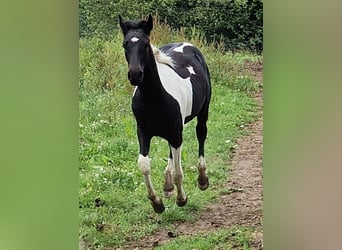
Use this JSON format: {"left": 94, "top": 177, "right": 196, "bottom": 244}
{"left": 171, "top": 143, "right": 187, "bottom": 207}
{"left": 137, "top": 129, "right": 165, "bottom": 213}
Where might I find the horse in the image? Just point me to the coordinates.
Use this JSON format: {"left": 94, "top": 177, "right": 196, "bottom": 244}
{"left": 119, "top": 14, "right": 211, "bottom": 213}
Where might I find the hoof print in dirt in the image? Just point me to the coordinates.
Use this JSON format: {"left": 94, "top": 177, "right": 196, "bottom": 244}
{"left": 167, "top": 231, "right": 177, "bottom": 238}
{"left": 96, "top": 223, "right": 105, "bottom": 232}
{"left": 94, "top": 197, "right": 105, "bottom": 207}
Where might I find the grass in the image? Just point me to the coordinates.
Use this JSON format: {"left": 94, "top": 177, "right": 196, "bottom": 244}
{"left": 79, "top": 18, "right": 262, "bottom": 249}
{"left": 156, "top": 227, "right": 254, "bottom": 250}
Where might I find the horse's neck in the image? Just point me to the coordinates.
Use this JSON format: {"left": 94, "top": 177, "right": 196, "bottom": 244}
{"left": 140, "top": 50, "right": 165, "bottom": 97}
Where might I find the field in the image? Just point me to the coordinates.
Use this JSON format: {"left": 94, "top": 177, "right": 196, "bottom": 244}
{"left": 79, "top": 19, "right": 262, "bottom": 249}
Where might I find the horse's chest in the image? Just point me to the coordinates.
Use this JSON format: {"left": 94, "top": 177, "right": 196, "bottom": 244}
{"left": 133, "top": 100, "right": 182, "bottom": 136}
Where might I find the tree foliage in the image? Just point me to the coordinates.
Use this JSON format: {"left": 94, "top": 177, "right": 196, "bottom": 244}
{"left": 79, "top": 0, "right": 263, "bottom": 53}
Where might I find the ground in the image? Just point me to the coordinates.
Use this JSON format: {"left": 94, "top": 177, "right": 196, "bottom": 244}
{"left": 124, "top": 60, "right": 263, "bottom": 249}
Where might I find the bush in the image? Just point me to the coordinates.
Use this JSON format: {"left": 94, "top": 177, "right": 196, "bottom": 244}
{"left": 150, "top": 0, "right": 263, "bottom": 53}
{"left": 79, "top": 18, "right": 261, "bottom": 94}
{"left": 79, "top": 0, "right": 263, "bottom": 53}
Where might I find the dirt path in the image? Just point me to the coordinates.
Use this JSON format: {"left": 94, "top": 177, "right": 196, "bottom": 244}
{"left": 126, "top": 61, "right": 263, "bottom": 249}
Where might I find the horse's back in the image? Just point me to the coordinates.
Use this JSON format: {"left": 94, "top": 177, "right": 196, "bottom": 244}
{"left": 159, "top": 42, "right": 211, "bottom": 122}
{"left": 160, "top": 43, "right": 210, "bottom": 82}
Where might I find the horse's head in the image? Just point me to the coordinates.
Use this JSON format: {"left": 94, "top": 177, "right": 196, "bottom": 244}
{"left": 119, "top": 15, "right": 153, "bottom": 86}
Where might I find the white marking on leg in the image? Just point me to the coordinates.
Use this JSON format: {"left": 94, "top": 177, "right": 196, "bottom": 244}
{"left": 164, "top": 158, "right": 174, "bottom": 197}
{"left": 198, "top": 155, "right": 207, "bottom": 174}
{"left": 198, "top": 155, "right": 209, "bottom": 190}
{"left": 186, "top": 65, "right": 196, "bottom": 75}
{"left": 164, "top": 158, "right": 173, "bottom": 178}
{"left": 173, "top": 42, "right": 194, "bottom": 53}
{"left": 171, "top": 145, "right": 186, "bottom": 202}
{"left": 138, "top": 154, "right": 156, "bottom": 198}
{"left": 130, "top": 37, "right": 139, "bottom": 42}
{"left": 138, "top": 154, "right": 150, "bottom": 175}
{"left": 198, "top": 155, "right": 207, "bottom": 173}
{"left": 199, "top": 155, "right": 206, "bottom": 168}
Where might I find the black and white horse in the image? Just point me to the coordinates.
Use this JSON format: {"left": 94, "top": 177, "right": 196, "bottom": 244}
{"left": 119, "top": 15, "right": 211, "bottom": 213}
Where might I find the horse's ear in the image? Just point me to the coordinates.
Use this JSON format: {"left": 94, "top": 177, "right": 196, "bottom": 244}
{"left": 119, "top": 15, "right": 128, "bottom": 35}
{"left": 143, "top": 14, "right": 153, "bottom": 35}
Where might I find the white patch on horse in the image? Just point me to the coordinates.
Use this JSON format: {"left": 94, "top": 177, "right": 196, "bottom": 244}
{"left": 199, "top": 155, "right": 206, "bottom": 167}
{"left": 138, "top": 154, "right": 150, "bottom": 175}
{"left": 156, "top": 62, "right": 193, "bottom": 124}
{"left": 186, "top": 66, "right": 196, "bottom": 75}
{"left": 130, "top": 37, "right": 139, "bottom": 42}
{"left": 173, "top": 42, "right": 194, "bottom": 53}
{"left": 171, "top": 144, "right": 186, "bottom": 202}
{"left": 151, "top": 45, "right": 175, "bottom": 68}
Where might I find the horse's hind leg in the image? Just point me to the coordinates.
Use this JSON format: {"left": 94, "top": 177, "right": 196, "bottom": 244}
{"left": 196, "top": 106, "right": 209, "bottom": 190}
{"left": 163, "top": 146, "right": 174, "bottom": 198}
{"left": 171, "top": 143, "right": 187, "bottom": 207}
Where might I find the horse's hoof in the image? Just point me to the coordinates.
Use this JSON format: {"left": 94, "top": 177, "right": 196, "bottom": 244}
{"left": 176, "top": 196, "right": 187, "bottom": 207}
{"left": 151, "top": 198, "right": 165, "bottom": 213}
{"left": 198, "top": 176, "right": 209, "bottom": 190}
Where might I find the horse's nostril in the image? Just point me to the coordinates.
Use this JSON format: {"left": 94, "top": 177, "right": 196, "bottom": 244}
{"left": 128, "top": 71, "right": 134, "bottom": 79}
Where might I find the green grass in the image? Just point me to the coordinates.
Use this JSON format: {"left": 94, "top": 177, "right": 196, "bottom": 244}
{"left": 79, "top": 19, "right": 262, "bottom": 250}
{"left": 156, "top": 227, "right": 254, "bottom": 250}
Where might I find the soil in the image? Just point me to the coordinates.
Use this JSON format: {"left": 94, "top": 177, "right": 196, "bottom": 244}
{"left": 122, "top": 60, "right": 263, "bottom": 250}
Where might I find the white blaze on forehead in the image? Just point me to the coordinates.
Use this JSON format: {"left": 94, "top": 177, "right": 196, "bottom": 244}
{"left": 130, "top": 37, "right": 139, "bottom": 42}
{"left": 186, "top": 66, "right": 196, "bottom": 75}
{"left": 173, "top": 42, "right": 194, "bottom": 53}
{"left": 156, "top": 62, "right": 193, "bottom": 124}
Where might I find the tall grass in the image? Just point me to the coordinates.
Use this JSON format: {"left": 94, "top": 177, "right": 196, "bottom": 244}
{"left": 79, "top": 16, "right": 261, "bottom": 249}
{"left": 79, "top": 17, "right": 261, "bottom": 92}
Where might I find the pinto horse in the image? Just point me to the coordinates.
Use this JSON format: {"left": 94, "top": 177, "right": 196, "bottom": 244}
{"left": 119, "top": 15, "right": 211, "bottom": 213}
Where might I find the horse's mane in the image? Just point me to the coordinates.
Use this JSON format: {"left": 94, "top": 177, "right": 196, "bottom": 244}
{"left": 151, "top": 45, "right": 175, "bottom": 68}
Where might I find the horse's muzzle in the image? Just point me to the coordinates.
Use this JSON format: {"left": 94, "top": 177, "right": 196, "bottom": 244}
{"left": 128, "top": 68, "right": 143, "bottom": 86}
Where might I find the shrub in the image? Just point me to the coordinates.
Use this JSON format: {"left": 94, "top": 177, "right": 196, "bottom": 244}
{"left": 79, "top": 0, "right": 263, "bottom": 53}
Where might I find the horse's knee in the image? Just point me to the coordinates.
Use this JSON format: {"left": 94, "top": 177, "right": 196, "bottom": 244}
{"left": 138, "top": 154, "right": 150, "bottom": 175}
